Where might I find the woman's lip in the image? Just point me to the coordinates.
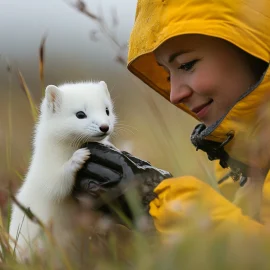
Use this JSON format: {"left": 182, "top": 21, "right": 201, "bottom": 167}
{"left": 192, "top": 100, "right": 213, "bottom": 119}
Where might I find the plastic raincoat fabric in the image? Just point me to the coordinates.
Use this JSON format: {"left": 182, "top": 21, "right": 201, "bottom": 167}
{"left": 127, "top": 0, "right": 270, "bottom": 235}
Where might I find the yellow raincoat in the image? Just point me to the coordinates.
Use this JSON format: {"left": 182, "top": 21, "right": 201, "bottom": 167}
{"left": 127, "top": 0, "right": 270, "bottom": 235}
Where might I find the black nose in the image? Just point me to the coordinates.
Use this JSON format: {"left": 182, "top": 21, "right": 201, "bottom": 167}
{"left": 99, "top": 125, "right": 109, "bottom": 133}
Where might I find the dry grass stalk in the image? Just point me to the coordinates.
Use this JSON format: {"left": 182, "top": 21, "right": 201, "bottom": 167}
{"left": 39, "top": 33, "right": 47, "bottom": 98}
{"left": 17, "top": 71, "right": 38, "bottom": 122}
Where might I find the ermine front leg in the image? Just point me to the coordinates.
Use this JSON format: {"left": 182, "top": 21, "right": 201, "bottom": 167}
{"left": 9, "top": 148, "right": 91, "bottom": 260}
{"left": 50, "top": 148, "right": 91, "bottom": 201}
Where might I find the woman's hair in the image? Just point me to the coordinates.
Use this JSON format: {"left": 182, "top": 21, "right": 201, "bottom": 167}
{"left": 237, "top": 47, "right": 268, "bottom": 83}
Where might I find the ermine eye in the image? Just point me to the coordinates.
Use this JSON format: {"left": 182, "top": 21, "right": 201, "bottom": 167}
{"left": 106, "top": 108, "right": 110, "bottom": 116}
{"left": 76, "top": 111, "right": 87, "bottom": 119}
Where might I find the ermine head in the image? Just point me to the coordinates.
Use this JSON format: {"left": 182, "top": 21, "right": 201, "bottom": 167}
{"left": 40, "top": 81, "right": 116, "bottom": 146}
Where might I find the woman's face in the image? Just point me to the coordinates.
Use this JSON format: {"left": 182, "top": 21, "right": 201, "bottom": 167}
{"left": 154, "top": 35, "right": 257, "bottom": 126}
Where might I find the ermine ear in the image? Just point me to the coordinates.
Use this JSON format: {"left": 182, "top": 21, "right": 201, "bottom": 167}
{"left": 99, "top": 81, "right": 110, "bottom": 98}
{"left": 45, "top": 85, "right": 62, "bottom": 113}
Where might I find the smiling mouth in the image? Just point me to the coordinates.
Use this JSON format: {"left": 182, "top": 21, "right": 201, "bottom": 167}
{"left": 191, "top": 100, "right": 213, "bottom": 118}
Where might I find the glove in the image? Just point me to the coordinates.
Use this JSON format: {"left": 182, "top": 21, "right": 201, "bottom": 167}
{"left": 73, "top": 142, "right": 173, "bottom": 221}
{"left": 150, "top": 176, "right": 264, "bottom": 236}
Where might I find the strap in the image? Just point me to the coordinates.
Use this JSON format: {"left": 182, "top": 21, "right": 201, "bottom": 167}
{"left": 190, "top": 124, "right": 248, "bottom": 186}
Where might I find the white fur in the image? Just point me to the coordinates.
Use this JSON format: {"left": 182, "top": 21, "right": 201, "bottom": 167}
{"left": 9, "top": 81, "right": 116, "bottom": 261}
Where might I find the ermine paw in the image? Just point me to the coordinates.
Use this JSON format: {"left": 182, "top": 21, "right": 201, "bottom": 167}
{"left": 70, "top": 148, "right": 91, "bottom": 172}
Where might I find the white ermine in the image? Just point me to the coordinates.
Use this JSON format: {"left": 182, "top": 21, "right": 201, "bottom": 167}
{"left": 9, "top": 81, "right": 116, "bottom": 262}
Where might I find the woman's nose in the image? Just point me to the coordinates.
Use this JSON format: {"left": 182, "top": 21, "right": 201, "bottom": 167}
{"left": 170, "top": 78, "right": 193, "bottom": 104}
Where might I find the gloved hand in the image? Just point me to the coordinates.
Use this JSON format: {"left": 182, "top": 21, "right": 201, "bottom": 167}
{"left": 150, "top": 176, "right": 264, "bottom": 236}
{"left": 73, "top": 142, "right": 173, "bottom": 221}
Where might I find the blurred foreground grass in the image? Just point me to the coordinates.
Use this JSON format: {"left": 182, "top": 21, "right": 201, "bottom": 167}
{"left": 1, "top": 1, "right": 269, "bottom": 269}
{"left": 1, "top": 201, "right": 270, "bottom": 270}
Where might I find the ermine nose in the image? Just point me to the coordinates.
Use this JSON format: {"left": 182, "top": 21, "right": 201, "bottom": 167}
{"left": 99, "top": 125, "right": 109, "bottom": 133}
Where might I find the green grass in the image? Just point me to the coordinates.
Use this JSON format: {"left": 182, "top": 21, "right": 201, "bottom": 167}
{"left": 1, "top": 207, "right": 270, "bottom": 270}
{"left": 1, "top": 3, "right": 269, "bottom": 269}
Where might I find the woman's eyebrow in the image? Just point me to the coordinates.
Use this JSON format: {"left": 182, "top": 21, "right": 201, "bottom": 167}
{"left": 156, "top": 49, "right": 194, "bottom": 66}
{"left": 168, "top": 50, "right": 194, "bottom": 63}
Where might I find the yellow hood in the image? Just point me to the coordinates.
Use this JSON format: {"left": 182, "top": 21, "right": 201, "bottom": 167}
{"left": 127, "top": 0, "right": 270, "bottom": 172}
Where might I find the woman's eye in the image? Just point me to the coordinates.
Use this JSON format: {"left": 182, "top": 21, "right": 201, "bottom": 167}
{"left": 76, "top": 111, "right": 87, "bottom": 119}
{"left": 178, "top": 59, "right": 198, "bottom": 71}
{"left": 106, "top": 108, "right": 110, "bottom": 116}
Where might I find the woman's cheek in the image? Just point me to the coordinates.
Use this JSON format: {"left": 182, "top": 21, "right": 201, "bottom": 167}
{"left": 190, "top": 70, "right": 217, "bottom": 96}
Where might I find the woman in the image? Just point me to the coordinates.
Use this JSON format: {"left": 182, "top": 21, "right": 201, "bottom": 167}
{"left": 75, "top": 0, "right": 270, "bottom": 235}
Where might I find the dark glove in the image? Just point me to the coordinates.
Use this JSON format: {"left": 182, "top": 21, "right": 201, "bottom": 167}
{"left": 73, "top": 142, "right": 172, "bottom": 221}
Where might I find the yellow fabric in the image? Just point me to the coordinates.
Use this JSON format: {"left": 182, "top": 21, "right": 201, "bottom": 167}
{"left": 260, "top": 172, "right": 270, "bottom": 225}
{"left": 149, "top": 166, "right": 270, "bottom": 236}
{"left": 127, "top": 0, "right": 270, "bottom": 234}
{"left": 128, "top": 0, "right": 270, "bottom": 105}
{"left": 128, "top": 0, "right": 270, "bottom": 169}
{"left": 149, "top": 177, "right": 264, "bottom": 235}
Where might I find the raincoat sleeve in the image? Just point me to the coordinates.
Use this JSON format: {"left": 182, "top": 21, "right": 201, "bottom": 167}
{"left": 261, "top": 172, "right": 270, "bottom": 225}
{"left": 149, "top": 176, "right": 264, "bottom": 235}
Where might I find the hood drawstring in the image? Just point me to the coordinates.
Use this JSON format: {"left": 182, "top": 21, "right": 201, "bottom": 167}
{"left": 190, "top": 124, "right": 249, "bottom": 187}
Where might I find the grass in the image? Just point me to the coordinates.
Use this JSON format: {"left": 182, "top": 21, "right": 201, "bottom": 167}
{"left": 1, "top": 1, "right": 270, "bottom": 269}
{"left": 2, "top": 73, "right": 270, "bottom": 268}
{"left": 1, "top": 205, "right": 270, "bottom": 269}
